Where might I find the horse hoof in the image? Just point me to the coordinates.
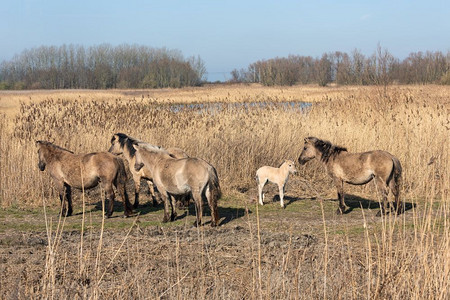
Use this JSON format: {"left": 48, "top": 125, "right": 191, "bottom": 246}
{"left": 336, "top": 207, "right": 345, "bottom": 215}
{"left": 133, "top": 203, "right": 139, "bottom": 209}
{"left": 171, "top": 213, "right": 177, "bottom": 222}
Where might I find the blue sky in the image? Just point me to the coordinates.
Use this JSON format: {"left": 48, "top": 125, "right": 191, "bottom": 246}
{"left": 1, "top": 0, "right": 449, "bottom": 81}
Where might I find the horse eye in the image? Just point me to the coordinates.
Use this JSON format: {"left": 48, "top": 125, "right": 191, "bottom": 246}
{"left": 303, "top": 147, "right": 307, "bottom": 150}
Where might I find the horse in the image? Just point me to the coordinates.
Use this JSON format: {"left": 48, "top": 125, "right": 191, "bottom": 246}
{"left": 36, "top": 141, "right": 133, "bottom": 218}
{"left": 256, "top": 160, "right": 297, "bottom": 208}
{"left": 108, "top": 133, "right": 189, "bottom": 208}
{"left": 133, "top": 143, "right": 221, "bottom": 227}
{"left": 298, "top": 137, "right": 402, "bottom": 216}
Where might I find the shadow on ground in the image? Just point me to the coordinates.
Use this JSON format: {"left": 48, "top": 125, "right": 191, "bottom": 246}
{"left": 330, "top": 194, "right": 415, "bottom": 215}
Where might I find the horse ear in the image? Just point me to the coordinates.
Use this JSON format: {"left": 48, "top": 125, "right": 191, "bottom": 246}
{"left": 36, "top": 140, "right": 42, "bottom": 146}
{"left": 132, "top": 144, "right": 139, "bottom": 151}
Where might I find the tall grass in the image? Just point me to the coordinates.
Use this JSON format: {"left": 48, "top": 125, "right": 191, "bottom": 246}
{"left": 0, "top": 84, "right": 448, "bottom": 298}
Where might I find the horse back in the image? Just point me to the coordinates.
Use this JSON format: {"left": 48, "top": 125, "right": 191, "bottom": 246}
{"left": 333, "top": 150, "right": 398, "bottom": 182}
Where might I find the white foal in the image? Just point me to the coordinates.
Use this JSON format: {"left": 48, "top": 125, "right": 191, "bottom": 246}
{"left": 256, "top": 160, "right": 297, "bottom": 208}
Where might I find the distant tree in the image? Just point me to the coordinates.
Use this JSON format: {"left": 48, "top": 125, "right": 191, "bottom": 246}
{"left": 315, "top": 54, "right": 332, "bottom": 86}
{"left": 0, "top": 44, "right": 205, "bottom": 89}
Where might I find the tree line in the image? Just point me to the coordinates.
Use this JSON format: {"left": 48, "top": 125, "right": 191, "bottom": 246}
{"left": 231, "top": 46, "right": 450, "bottom": 86}
{"left": 0, "top": 44, "right": 206, "bottom": 89}
{"left": 1, "top": 44, "right": 449, "bottom": 89}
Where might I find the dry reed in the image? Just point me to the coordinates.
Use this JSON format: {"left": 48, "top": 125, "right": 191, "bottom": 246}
{"left": 0, "top": 84, "right": 448, "bottom": 299}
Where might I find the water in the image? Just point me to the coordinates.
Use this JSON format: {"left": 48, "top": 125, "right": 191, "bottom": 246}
{"left": 168, "top": 101, "right": 312, "bottom": 114}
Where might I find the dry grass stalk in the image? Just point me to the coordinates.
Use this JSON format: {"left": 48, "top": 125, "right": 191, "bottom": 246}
{"left": 0, "top": 84, "right": 448, "bottom": 299}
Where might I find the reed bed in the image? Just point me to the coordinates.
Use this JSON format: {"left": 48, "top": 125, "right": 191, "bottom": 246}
{"left": 0, "top": 84, "right": 448, "bottom": 299}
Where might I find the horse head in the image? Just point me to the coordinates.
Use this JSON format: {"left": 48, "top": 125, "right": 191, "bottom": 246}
{"left": 132, "top": 144, "right": 145, "bottom": 171}
{"left": 35, "top": 140, "right": 48, "bottom": 171}
{"left": 108, "top": 133, "right": 125, "bottom": 155}
{"left": 298, "top": 137, "right": 318, "bottom": 165}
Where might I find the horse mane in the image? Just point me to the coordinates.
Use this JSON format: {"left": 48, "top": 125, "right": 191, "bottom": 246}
{"left": 114, "top": 133, "right": 143, "bottom": 158}
{"left": 37, "top": 140, "right": 74, "bottom": 154}
{"left": 114, "top": 133, "right": 165, "bottom": 158}
{"left": 308, "top": 137, "right": 347, "bottom": 163}
{"left": 138, "top": 143, "right": 168, "bottom": 155}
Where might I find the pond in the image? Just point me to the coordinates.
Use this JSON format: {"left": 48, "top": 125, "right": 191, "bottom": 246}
{"left": 168, "top": 101, "right": 312, "bottom": 114}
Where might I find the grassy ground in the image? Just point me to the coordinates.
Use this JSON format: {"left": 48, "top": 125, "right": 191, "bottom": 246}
{"left": 0, "top": 84, "right": 448, "bottom": 299}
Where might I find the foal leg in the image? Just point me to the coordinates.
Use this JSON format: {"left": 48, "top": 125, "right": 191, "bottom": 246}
{"left": 257, "top": 179, "right": 266, "bottom": 205}
{"left": 278, "top": 184, "right": 285, "bottom": 208}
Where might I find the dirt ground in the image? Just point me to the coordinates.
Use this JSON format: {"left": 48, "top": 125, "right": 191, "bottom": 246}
{"left": 0, "top": 177, "right": 420, "bottom": 299}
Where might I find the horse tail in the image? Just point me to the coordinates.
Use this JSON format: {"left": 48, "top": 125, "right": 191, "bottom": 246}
{"left": 390, "top": 155, "right": 403, "bottom": 212}
{"left": 116, "top": 157, "right": 132, "bottom": 215}
{"left": 207, "top": 165, "right": 221, "bottom": 226}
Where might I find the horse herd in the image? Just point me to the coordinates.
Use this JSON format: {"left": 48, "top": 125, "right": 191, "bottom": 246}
{"left": 36, "top": 133, "right": 403, "bottom": 227}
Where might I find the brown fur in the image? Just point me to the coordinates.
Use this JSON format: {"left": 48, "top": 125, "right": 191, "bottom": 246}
{"left": 298, "top": 137, "right": 402, "bottom": 215}
{"left": 108, "top": 133, "right": 189, "bottom": 208}
{"left": 36, "top": 141, "right": 132, "bottom": 217}
{"left": 134, "top": 144, "right": 221, "bottom": 227}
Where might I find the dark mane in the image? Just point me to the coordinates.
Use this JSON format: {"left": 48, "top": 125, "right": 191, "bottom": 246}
{"left": 37, "top": 140, "right": 74, "bottom": 154}
{"left": 114, "top": 133, "right": 141, "bottom": 158}
{"left": 308, "top": 137, "right": 347, "bottom": 163}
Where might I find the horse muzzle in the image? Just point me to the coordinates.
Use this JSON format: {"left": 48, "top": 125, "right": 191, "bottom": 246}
{"left": 298, "top": 157, "right": 310, "bottom": 165}
{"left": 134, "top": 162, "right": 144, "bottom": 172}
{"left": 38, "top": 162, "right": 46, "bottom": 171}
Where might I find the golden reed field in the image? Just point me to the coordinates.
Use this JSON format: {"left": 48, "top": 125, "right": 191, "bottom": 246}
{"left": 0, "top": 84, "right": 449, "bottom": 299}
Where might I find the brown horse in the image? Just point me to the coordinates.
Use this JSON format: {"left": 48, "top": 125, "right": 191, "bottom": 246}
{"left": 36, "top": 141, "right": 133, "bottom": 217}
{"left": 133, "top": 143, "right": 221, "bottom": 227}
{"left": 108, "top": 133, "right": 189, "bottom": 208}
{"left": 298, "top": 137, "right": 402, "bottom": 215}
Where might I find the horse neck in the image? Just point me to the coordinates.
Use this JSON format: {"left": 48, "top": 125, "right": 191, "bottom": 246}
{"left": 140, "top": 150, "right": 170, "bottom": 168}
{"left": 45, "top": 146, "right": 73, "bottom": 163}
{"left": 121, "top": 144, "right": 134, "bottom": 161}
{"left": 279, "top": 163, "right": 291, "bottom": 176}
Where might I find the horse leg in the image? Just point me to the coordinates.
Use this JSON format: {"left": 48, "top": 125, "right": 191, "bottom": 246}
{"left": 147, "top": 180, "right": 160, "bottom": 207}
{"left": 160, "top": 192, "right": 172, "bottom": 223}
{"left": 192, "top": 191, "right": 203, "bottom": 227}
{"left": 389, "top": 174, "right": 402, "bottom": 215}
{"left": 206, "top": 186, "right": 219, "bottom": 227}
{"left": 115, "top": 179, "right": 133, "bottom": 218}
{"left": 132, "top": 175, "right": 141, "bottom": 209}
{"left": 257, "top": 180, "right": 266, "bottom": 205}
{"left": 375, "top": 177, "right": 389, "bottom": 217}
{"left": 278, "top": 184, "right": 285, "bottom": 208}
{"left": 169, "top": 194, "right": 178, "bottom": 221}
{"left": 56, "top": 181, "right": 69, "bottom": 217}
{"left": 104, "top": 183, "right": 115, "bottom": 218}
{"left": 64, "top": 183, "right": 73, "bottom": 217}
{"left": 334, "top": 178, "right": 346, "bottom": 214}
